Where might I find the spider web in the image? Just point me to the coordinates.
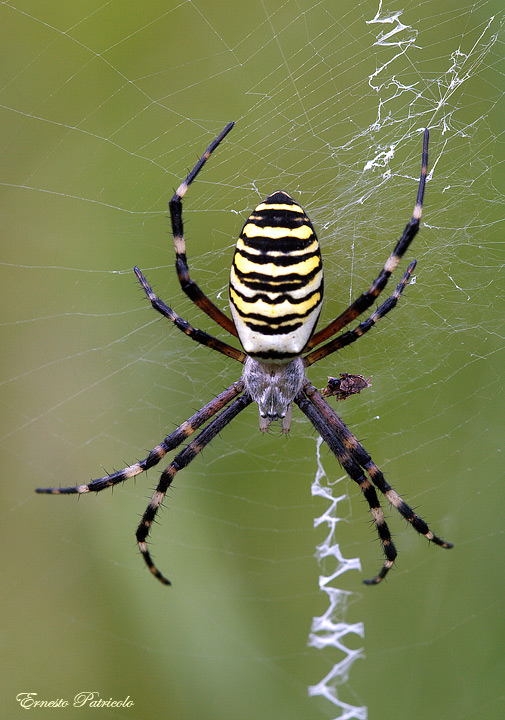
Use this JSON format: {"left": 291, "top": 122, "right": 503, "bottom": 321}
{"left": 2, "top": 1, "right": 504, "bottom": 719}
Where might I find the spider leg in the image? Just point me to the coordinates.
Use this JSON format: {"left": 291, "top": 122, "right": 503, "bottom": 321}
{"left": 169, "top": 122, "right": 238, "bottom": 337}
{"left": 304, "top": 260, "right": 416, "bottom": 366}
{"left": 35, "top": 381, "right": 245, "bottom": 495}
{"left": 306, "top": 128, "right": 429, "bottom": 351}
{"left": 134, "top": 267, "right": 245, "bottom": 363}
{"left": 302, "top": 381, "right": 453, "bottom": 583}
{"left": 295, "top": 390, "right": 397, "bottom": 584}
{"left": 137, "top": 392, "right": 252, "bottom": 585}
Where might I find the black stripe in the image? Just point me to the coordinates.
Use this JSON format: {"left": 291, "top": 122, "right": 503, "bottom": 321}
{"left": 263, "top": 191, "right": 298, "bottom": 205}
{"left": 234, "top": 246, "right": 321, "bottom": 267}
{"left": 240, "top": 232, "right": 316, "bottom": 254}
{"left": 249, "top": 348, "right": 301, "bottom": 360}
{"left": 232, "top": 277, "right": 308, "bottom": 293}
{"left": 231, "top": 317, "right": 305, "bottom": 334}
{"left": 246, "top": 211, "right": 313, "bottom": 230}
{"left": 232, "top": 264, "right": 322, "bottom": 286}
{"left": 230, "top": 283, "right": 322, "bottom": 306}
{"left": 231, "top": 303, "right": 320, "bottom": 323}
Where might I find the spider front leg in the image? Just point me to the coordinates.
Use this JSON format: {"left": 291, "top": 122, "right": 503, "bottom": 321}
{"left": 169, "top": 122, "right": 238, "bottom": 337}
{"left": 137, "top": 393, "right": 252, "bottom": 585}
{"left": 304, "top": 260, "right": 416, "bottom": 366}
{"left": 306, "top": 128, "right": 429, "bottom": 351}
{"left": 134, "top": 266, "right": 245, "bottom": 363}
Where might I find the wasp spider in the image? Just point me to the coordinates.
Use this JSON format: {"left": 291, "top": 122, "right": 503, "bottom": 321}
{"left": 37, "top": 123, "right": 453, "bottom": 585}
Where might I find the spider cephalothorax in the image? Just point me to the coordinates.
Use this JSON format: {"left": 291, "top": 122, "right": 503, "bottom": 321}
{"left": 242, "top": 356, "right": 306, "bottom": 431}
{"left": 37, "top": 122, "right": 452, "bottom": 585}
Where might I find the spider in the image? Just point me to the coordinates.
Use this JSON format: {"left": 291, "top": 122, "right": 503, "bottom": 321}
{"left": 37, "top": 122, "right": 453, "bottom": 585}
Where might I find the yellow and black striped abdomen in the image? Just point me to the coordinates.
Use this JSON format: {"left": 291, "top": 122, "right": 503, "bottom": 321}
{"left": 229, "top": 191, "right": 323, "bottom": 362}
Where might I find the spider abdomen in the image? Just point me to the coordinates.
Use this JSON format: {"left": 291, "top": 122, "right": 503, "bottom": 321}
{"left": 229, "top": 191, "right": 323, "bottom": 362}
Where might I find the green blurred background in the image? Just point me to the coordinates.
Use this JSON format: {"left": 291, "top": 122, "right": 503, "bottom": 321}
{"left": 2, "top": 1, "right": 504, "bottom": 718}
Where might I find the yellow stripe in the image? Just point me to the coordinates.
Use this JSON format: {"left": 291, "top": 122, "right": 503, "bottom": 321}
{"left": 230, "top": 287, "right": 321, "bottom": 322}
{"left": 231, "top": 265, "right": 322, "bottom": 291}
{"left": 254, "top": 202, "right": 304, "bottom": 213}
{"left": 233, "top": 252, "right": 320, "bottom": 278}
{"left": 241, "top": 223, "right": 313, "bottom": 240}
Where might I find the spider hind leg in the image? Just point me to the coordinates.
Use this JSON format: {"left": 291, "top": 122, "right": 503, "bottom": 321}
{"left": 136, "top": 393, "right": 252, "bottom": 585}
{"left": 295, "top": 391, "right": 398, "bottom": 584}
{"left": 299, "top": 381, "right": 453, "bottom": 585}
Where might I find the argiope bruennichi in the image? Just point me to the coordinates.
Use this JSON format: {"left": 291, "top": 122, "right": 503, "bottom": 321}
{"left": 37, "top": 122, "right": 452, "bottom": 585}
